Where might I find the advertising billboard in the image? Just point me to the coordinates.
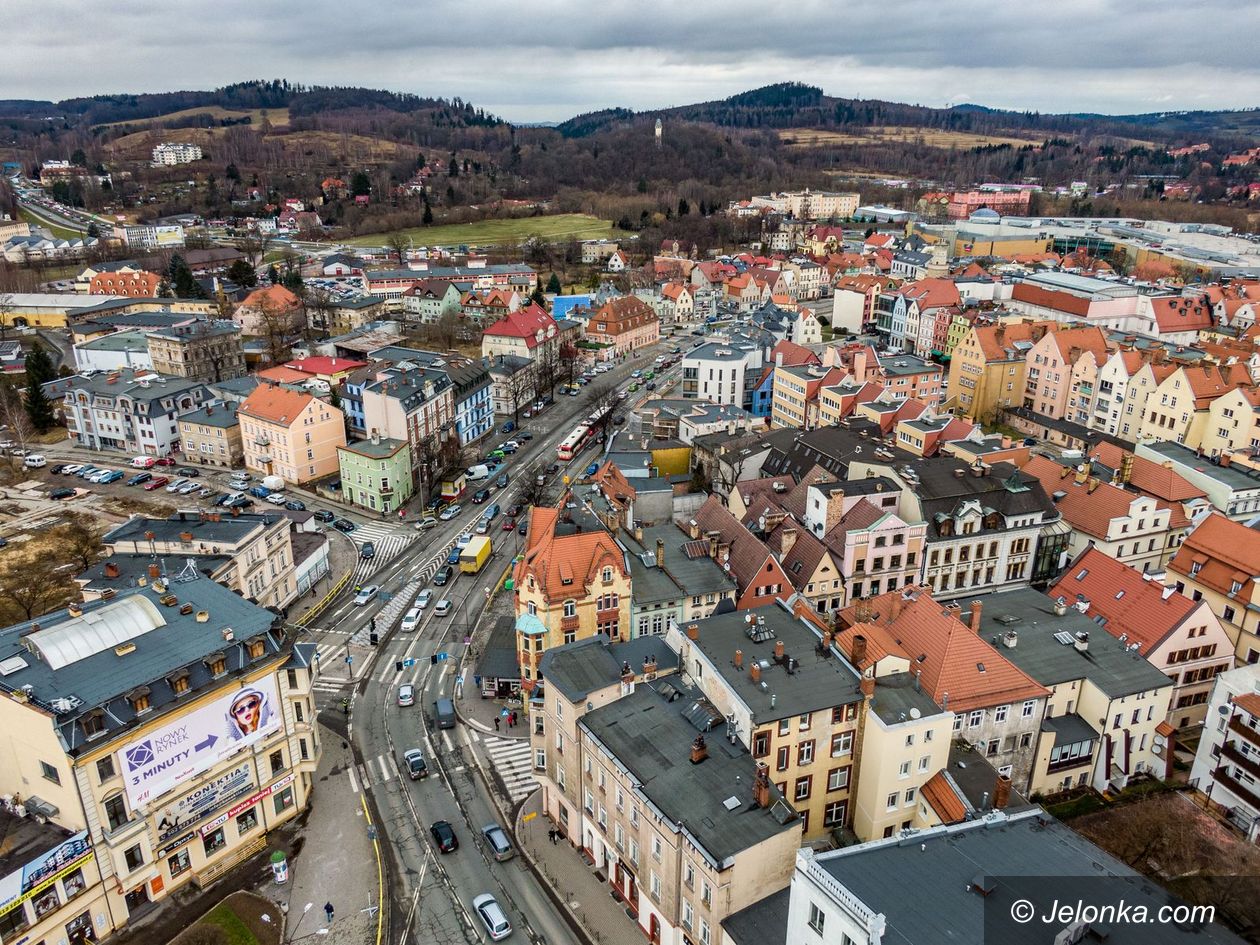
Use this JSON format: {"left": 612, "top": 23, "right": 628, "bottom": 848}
{"left": 0, "top": 831, "right": 93, "bottom": 918}
{"left": 155, "top": 762, "right": 254, "bottom": 843}
{"left": 117, "top": 677, "right": 281, "bottom": 808}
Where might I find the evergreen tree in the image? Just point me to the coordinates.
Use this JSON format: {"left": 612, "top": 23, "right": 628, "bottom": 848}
{"left": 546, "top": 273, "right": 562, "bottom": 295}
{"left": 24, "top": 343, "right": 55, "bottom": 387}
{"left": 448, "top": 158, "right": 459, "bottom": 178}
{"left": 422, "top": 200, "right": 433, "bottom": 225}
{"left": 678, "top": 198, "right": 690, "bottom": 216}
{"left": 24, "top": 371, "right": 55, "bottom": 433}
{"left": 530, "top": 276, "right": 547, "bottom": 307}
{"left": 225, "top": 163, "right": 241, "bottom": 182}
{"left": 268, "top": 264, "right": 281, "bottom": 286}
{"left": 350, "top": 171, "right": 371, "bottom": 197}
{"left": 226, "top": 259, "right": 258, "bottom": 288}
{"left": 167, "top": 254, "right": 203, "bottom": 298}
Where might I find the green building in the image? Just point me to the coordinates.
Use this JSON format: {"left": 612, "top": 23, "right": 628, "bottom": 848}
{"left": 337, "top": 434, "right": 413, "bottom": 514}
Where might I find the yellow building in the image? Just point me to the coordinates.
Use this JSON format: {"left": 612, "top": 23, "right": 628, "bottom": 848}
{"left": 514, "top": 506, "right": 632, "bottom": 692}
{"left": 1168, "top": 512, "right": 1260, "bottom": 663}
{"left": 1135, "top": 363, "right": 1255, "bottom": 449}
{"left": 1200, "top": 386, "right": 1260, "bottom": 457}
{"left": 0, "top": 578, "right": 319, "bottom": 932}
{"left": 946, "top": 321, "right": 1053, "bottom": 422}
{"left": 239, "top": 383, "right": 347, "bottom": 485}
{"left": 178, "top": 400, "right": 244, "bottom": 468}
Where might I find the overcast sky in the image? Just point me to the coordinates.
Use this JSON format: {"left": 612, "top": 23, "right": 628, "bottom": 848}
{"left": 6, "top": 0, "right": 1260, "bottom": 123}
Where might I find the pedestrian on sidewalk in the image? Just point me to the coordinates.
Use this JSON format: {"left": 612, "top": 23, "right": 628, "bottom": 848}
{"left": 550, "top": 829, "right": 559, "bottom": 845}
{"left": 494, "top": 716, "right": 500, "bottom": 731}
{"left": 324, "top": 902, "right": 335, "bottom": 924}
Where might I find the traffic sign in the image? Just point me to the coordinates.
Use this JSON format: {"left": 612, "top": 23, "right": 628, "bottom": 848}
{"left": 403, "top": 658, "right": 417, "bottom": 667}
{"left": 436, "top": 652, "right": 449, "bottom": 662}
{"left": 344, "top": 655, "right": 354, "bottom": 665}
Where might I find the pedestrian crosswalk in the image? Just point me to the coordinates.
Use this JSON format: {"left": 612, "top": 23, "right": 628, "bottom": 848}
{"left": 482, "top": 735, "right": 538, "bottom": 803}
{"left": 349, "top": 753, "right": 397, "bottom": 792}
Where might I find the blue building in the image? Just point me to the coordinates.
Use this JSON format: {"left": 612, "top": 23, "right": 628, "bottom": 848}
{"left": 751, "top": 368, "right": 775, "bottom": 417}
{"left": 445, "top": 359, "right": 493, "bottom": 446}
{"left": 551, "top": 294, "right": 592, "bottom": 323}
{"left": 339, "top": 366, "right": 372, "bottom": 435}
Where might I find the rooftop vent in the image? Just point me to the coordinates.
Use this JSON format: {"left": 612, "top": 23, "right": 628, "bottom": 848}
{"left": 0, "top": 655, "right": 29, "bottom": 676}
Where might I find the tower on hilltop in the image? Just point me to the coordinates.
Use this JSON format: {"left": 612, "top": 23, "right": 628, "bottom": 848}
{"left": 655, "top": 118, "right": 662, "bottom": 149}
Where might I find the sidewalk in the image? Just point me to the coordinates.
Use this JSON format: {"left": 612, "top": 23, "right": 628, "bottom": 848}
{"left": 515, "top": 791, "right": 643, "bottom": 945}
{"left": 276, "top": 722, "right": 380, "bottom": 945}
{"left": 454, "top": 582, "right": 527, "bottom": 738}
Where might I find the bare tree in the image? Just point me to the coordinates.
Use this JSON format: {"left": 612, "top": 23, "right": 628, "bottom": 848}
{"left": 0, "top": 545, "right": 76, "bottom": 621}
{"left": 54, "top": 512, "right": 104, "bottom": 572}
{"left": 252, "top": 295, "right": 302, "bottom": 365}
{"left": 534, "top": 343, "right": 561, "bottom": 399}
{"left": 507, "top": 364, "right": 536, "bottom": 424}
{"left": 385, "top": 231, "right": 411, "bottom": 268}
{"left": 305, "top": 286, "right": 337, "bottom": 337}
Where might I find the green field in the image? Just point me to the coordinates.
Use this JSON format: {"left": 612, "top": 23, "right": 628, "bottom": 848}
{"left": 345, "top": 213, "right": 625, "bottom": 249}
{"left": 18, "top": 207, "right": 84, "bottom": 240}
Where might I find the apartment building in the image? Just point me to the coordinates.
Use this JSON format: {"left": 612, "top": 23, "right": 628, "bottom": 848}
{"left": 102, "top": 510, "right": 299, "bottom": 610}
{"left": 1200, "top": 385, "right": 1260, "bottom": 457}
{"left": 177, "top": 400, "right": 243, "bottom": 468}
{"left": 1167, "top": 512, "right": 1260, "bottom": 664}
{"left": 1050, "top": 547, "right": 1234, "bottom": 728}
{"left": 146, "top": 321, "right": 247, "bottom": 383}
{"left": 946, "top": 320, "right": 1054, "bottom": 422}
{"left": 232, "top": 285, "right": 304, "bottom": 340}
{"left": 0, "top": 579, "right": 318, "bottom": 933}
{"left": 514, "top": 507, "right": 632, "bottom": 690}
{"left": 360, "top": 367, "right": 455, "bottom": 485}
{"left": 1022, "top": 325, "right": 1110, "bottom": 419}
{"left": 770, "top": 363, "right": 845, "bottom": 429}
{"left": 152, "top": 142, "right": 203, "bottom": 164}
{"left": 481, "top": 303, "right": 560, "bottom": 361}
{"left": 682, "top": 341, "right": 766, "bottom": 408}
{"left": 1021, "top": 455, "right": 1184, "bottom": 573}
{"left": 981, "top": 589, "right": 1174, "bottom": 795}
{"left": 618, "top": 522, "right": 736, "bottom": 636}
{"left": 1136, "top": 440, "right": 1260, "bottom": 520}
{"left": 1136, "top": 362, "right": 1254, "bottom": 446}
{"left": 585, "top": 297, "right": 660, "bottom": 355}
{"left": 239, "top": 384, "right": 346, "bottom": 485}
{"left": 535, "top": 637, "right": 801, "bottom": 945}
{"left": 686, "top": 497, "right": 794, "bottom": 610}
{"left": 1087, "top": 349, "right": 1147, "bottom": 437}
{"left": 337, "top": 435, "right": 413, "bottom": 515}
{"left": 838, "top": 589, "right": 1049, "bottom": 791}
{"left": 1114, "top": 358, "right": 1179, "bottom": 441}
{"left": 60, "top": 370, "right": 212, "bottom": 457}
{"left": 1189, "top": 665, "right": 1260, "bottom": 842}
{"left": 444, "top": 358, "right": 493, "bottom": 447}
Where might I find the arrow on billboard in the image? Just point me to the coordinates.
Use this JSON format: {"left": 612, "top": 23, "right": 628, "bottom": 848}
{"left": 195, "top": 734, "right": 218, "bottom": 752}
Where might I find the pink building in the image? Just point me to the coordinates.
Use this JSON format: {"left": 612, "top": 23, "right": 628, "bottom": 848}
{"left": 239, "top": 384, "right": 347, "bottom": 484}
{"left": 1022, "top": 325, "right": 1110, "bottom": 418}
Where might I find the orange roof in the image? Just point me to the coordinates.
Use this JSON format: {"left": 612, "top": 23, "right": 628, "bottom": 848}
{"left": 920, "top": 771, "right": 967, "bottom": 824}
{"left": 769, "top": 339, "right": 821, "bottom": 367}
{"left": 971, "top": 321, "right": 1057, "bottom": 361}
{"left": 1020, "top": 455, "right": 1144, "bottom": 540}
{"left": 1044, "top": 326, "right": 1111, "bottom": 365}
{"left": 1088, "top": 442, "right": 1206, "bottom": 502}
{"left": 1234, "top": 693, "right": 1260, "bottom": 717}
{"left": 1149, "top": 295, "right": 1213, "bottom": 333}
{"left": 840, "top": 587, "right": 1048, "bottom": 712}
{"left": 833, "top": 621, "right": 903, "bottom": 672}
{"left": 1167, "top": 512, "right": 1260, "bottom": 599}
{"left": 514, "top": 506, "right": 626, "bottom": 604}
{"left": 257, "top": 366, "right": 310, "bottom": 384}
{"left": 1049, "top": 546, "right": 1197, "bottom": 655}
{"left": 241, "top": 284, "right": 301, "bottom": 310}
{"left": 240, "top": 384, "right": 319, "bottom": 426}
{"left": 900, "top": 278, "right": 960, "bottom": 311}
{"left": 1181, "top": 363, "right": 1254, "bottom": 407}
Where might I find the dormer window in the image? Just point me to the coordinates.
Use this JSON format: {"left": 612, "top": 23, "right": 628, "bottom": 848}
{"left": 602, "top": 567, "right": 614, "bottom": 583}
{"left": 246, "top": 638, "right": 266, "bottom": 660}
{"left": 81, "top": 709, "right": 106, "bottom": 739}
{"left": 128, "top": 686, "right": 152, "bottom": 714}
{"left": 169, "top": 671, "right": 191, "bottom": 696}
{"left": 205, "top": 652, "right": 227, "bottom": 677}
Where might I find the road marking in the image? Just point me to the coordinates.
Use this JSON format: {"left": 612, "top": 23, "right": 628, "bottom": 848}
{"left": 358, "top": 763, "right": 372, "bottom": 788}
{"left": 452, "top": 765, "right": 465, "bottom": 773}
{"left": 377, "top": 754, "right": 393, "bottom": 782}
{"left": 441, "top": 731, "right": 453, "bottom": 753}
{"left": 347, "top": 765, "right": 360, "bottom": 794}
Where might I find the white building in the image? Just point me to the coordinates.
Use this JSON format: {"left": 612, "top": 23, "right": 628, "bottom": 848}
{"left": 118, "top": 223, "right": 186, "bottom": 250}
{"left": 1189, "top": 664, "right": 1260, "bottom": 842}
{"left": 59, "top": 370, "right": 212, "bottom": 456}
{"left": 681, "top": 340, "right": 767, "bottom": 408}
{"left": 71, "top": 329, "right": 154, "bottom": 374}
{"left": 152, "top": 142, "right": 204, "bottom": 165}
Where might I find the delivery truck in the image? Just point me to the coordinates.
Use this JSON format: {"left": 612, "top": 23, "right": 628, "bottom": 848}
{"left": 459, "top": 536, "right": 492, "bottom": 574}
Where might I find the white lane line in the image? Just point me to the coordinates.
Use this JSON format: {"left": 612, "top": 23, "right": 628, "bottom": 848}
{"left": 441, "top": 731, "right": 454, "bottom": 753}
{"left": 468, "top": 725, "right": 485, "bottom": 738}
{"left": 378, "top": 755, "right": 393, "bottom": 782}
{"left": 452, "top": 765, "right": 466, "bottom": 773}
{"left": 347, "top": 765, "right": 360, "bottom": 794}
{"left": 358, "top": 763, "right": 371, "bottom": 788}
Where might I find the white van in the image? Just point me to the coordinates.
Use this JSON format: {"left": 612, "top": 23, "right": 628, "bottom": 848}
{"left": 23, "top": 454, "right": 46, "bottom": 469}
{"left": 466, "top": 464, "right": 491, "bottom": 481}
{"left": 131, "top": 455, "right": 156, "bottom": 469}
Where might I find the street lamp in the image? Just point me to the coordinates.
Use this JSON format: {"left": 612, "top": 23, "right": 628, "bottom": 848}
{"left": 286, "top": 902, "right": 313, "bottom": 944}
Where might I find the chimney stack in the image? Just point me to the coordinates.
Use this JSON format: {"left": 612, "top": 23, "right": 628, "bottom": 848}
{"left": 890, "top": 591, "right": 903, "bottom": 621}
{"left": 148, "top": 563, "right": 161, "bottom": 580}
{"left": 851, "top": 633, "right": 868, "bottom": 667}
{"left": 655, "top": 538, "right": 664, "bottom": 568}
{"left": 859, "top": 674, "right": 875, "bottom": 699}
{"left": 969, "top": 601, "right": 983, "bottom": 633}
{"left": 104, "top": 562, "right": 120, "bottom": 579}
{"left": 780, "top": 524, "right": 797, "bottom": 556}
{"left": 686, "top": 624, "right": 699, "bottom": 641}
{"left": 734, "top": 649, "right": 743, "bottom": 669}
{"left": 749, "top": 662, "right": 761, "bottom": 684}
{"left": 752, "top": 762, "right": 771, "bottom": 808}
{"left": 690, "top": 734, "right": 708, "bottom": 765}
{"left": 774, "top": 640, "right": 785, "bottom": 662}
{"left": 994, "top": 774, "right": 1012, "bottom": 810}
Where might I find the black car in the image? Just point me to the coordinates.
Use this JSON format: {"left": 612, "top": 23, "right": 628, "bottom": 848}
{"left": 518, "top": 520, "right": 528, "bottom": 535}
{"left": 432, "top": 565, "right": 453, "bottom": 586}
{"left": 176, "top": 467, "right": 200, "bottom": 477}
{"left": 429, "top": 820, "right": 458, "bottom": 853}
{"left": 314, "top": 509, "right": 336, "bottom": 523}
{"left": 126, "top": 472, "right": 152, "bottom": 486}
{"left": 49, "top": 487, "right": 77, "bottom": 500}
{"left": 285, "top": 499, "right": 306, "bottom": 511}
{"left": 49, "top": 463, "right": 68, "bottom": 474}
{"left": 547, "top": 462, "right": 560, "bottom": 474}
{"left": 333, "top": 518, "right": 356, "bottom": 533}
{"left": 360, "top": 541, "right": 375, "bottom": 560}
{"left": 518, "top": 431, "right": 534, "bottom": 441}
{"left": 472, "top": 488, "right": 491, "bottom": 504}
{"left": 227, "top": 495, "right": 254, "bottom": 509}
{"left": 506, "top": 503, "right": 522, "bottom": 517}
{"left": 612, "top": 415, "right": 625, "bottom": 425}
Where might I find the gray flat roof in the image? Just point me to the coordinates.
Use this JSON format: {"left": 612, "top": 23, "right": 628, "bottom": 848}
{"left": 869, "top": 671, "right": 946, "bottom": 725}
{"left": 104, "top": 511, "right": 278, "bottom": 547}
{"left": 812, "top": 808, "right": 1243, "bottom": 944}
{"left": 973, "top": 589, "right": 1172, "bottom": 698}
{"left": 581, "top": 678, "right": 800, "bottom": 865}
{"left": 76, "top": 328, "right": 151, "bottom": 352}
{"left": 720, "top": 887, "right": 789, "bottom": 945}
{"left": 686, "top": 603, "right": 863, "bottom": 723}
{"left": 0, "top": 808, "right": 77, "bottom": 879}
{"left": 539, "top": 634, "right": 678, "bottom": 703}
{"left": 1138, "top": 440, "right": 1260, "bottom": 491}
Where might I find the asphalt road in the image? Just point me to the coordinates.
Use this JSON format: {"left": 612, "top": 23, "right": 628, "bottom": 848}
{"left": 313, "top": 338, "right": 689, "bottom": 944}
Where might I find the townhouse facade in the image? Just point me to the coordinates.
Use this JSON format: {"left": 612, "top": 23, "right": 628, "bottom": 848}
{"left": 177, "top": 400, "right": 243, "bottom": 468}
{"left": 337, "top": 435, "right": 414, "bottom": 515}
{"left": 239, "top": 384, "right": 347, "bottom": 485}
{"left": 61, "top": 370, "right": 213, "bottom": 457}
{"left": 1167, "top": 512, "right": 1260, "bottom": 664}
{"left": 585, "top": 297, "right": 660, "bottom": 355}
{"left": 146, "top": 321, "right": 247, "bottom": 383}
{"left": 1189, "top": 666, "right": 1260, "bottom": 842}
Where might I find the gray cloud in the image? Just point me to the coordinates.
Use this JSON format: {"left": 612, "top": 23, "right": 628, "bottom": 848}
{"left": 4, "top": 0, "right": 1260, "bottom": 122}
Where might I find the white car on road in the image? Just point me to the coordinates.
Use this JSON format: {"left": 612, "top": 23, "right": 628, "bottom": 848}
{"left": 400, "top": 608, "right": 422, "bottom": 633}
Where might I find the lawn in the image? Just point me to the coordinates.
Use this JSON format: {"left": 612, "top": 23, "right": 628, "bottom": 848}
{"left": 780, "top": 126, "right": 1046, "bottom": 150}
{"left": 18, "top": 207, "right": 84, "bottom": 240}
{"left": 170, "top": 892, "right": 281, "bottom": 945}
{"left": 345, "top": 213, "right": 626, "bottom": 249}
{"left": 96, "top": 105, "right": 291, "bottom": 131}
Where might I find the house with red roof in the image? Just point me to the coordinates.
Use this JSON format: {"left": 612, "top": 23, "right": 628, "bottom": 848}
{"left": 685, "top": 496, "right": 793, "bottom": 610}
{"left": 1167, "top": 512, "right": 1260, "bottom": 664}
{"left": 283, "top": 356, "right": 368, "bottom": 387}
{"left": 1136, "top": 361, "right": 1255, "bottom": 447}
{"left": 837, "top": 586, "right": 1050, "bottom": 789}
{"left": 1020, "top": 454, "right": 1187, "bottom": 573}
{"left": 1143, "top": 294, "right": 1214, "bottom": 344}
{"left": 1050, "top": 546, "right": 1234, "bottom": 728}
{"left": 480, "top": 302, "right": 559, "bottom": 362}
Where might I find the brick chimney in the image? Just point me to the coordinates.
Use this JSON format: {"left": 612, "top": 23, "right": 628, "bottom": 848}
{"left": 104, "top": 561, "right": 120, "bottom": 579}
{"left": 686, "top": 624, "right": 699, "bottom": 641}
{"left": 780, "top": 524, "right": 797, "bottom": 557}
{"left": 734, "top": 649, "right": 743, "bottom": 670}
{"left": 655, "top": 538, "right": 664, "bottom": 568}
{"left": 749, "top": 662, "right": 761, "bottom": 684}
{"left": 969, "top": 600, "right": 983, "bottom": 633}
{"left": 851, "top": 633, "right": 868, "bottom": 667}
{"left": 752, "top": 762, "right": 771, "bottom": 808}
{"left": 690, "top": 734, "right": 708, "bottom": 765}
{"left": 859, "top": 674, "right": 875, "bottom": 699}
{"left": 994, "top": 774, "right": 1012, "bottom": 810}
{"left": 148, "top": 563, "right": 160, "bottom": 580}
{"left": 774, "top": 640, "right": 785, "bottom": 662}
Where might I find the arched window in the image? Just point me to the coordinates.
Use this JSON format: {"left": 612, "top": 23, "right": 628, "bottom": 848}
{"left": 602, "top": 567, "right": 613, "bottom": 583}
{"left": 563, "top": 600, "right": 577, "bottom": 618}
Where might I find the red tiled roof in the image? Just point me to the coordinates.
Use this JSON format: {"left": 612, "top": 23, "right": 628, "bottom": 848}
{"left": 1010, "top": 282, "right": 1093, "bottom": 316}
{"left": 901, "top": 278, "right": 961, "bottom": 311}
{"left": 240, "top": 384, "right": 320, "bottom": 425}
{"left": 1020, "top": 455, "right": 1144, "bottom": 540}
{"left": 284, "top": 356, "right": 368, "bottom": 377}
{"left": 1234, "top": 693, "right": 1260, "bottom": 717}
{"left": 241, "top": 284, "right": 301, "bottom": 310}
{"left": 1048, "top": 546, "right": 1196, "bottom": 655}
{"left": 1167, "top": 512, "right": 1260, "bottom": 599}
{"left": 514, "top": 506, "right": 627, "bottom": 604}
{"left": 690, "top": 495, "right": 788, "bottom": 598}
{"left": 769, "top": 339, "right": 821, "bottom": 367}
{"left": 839, "top": 587, "right": 1048, "bottom": 712}
{"left": 920, "top": 771, "right": 968, "bottom": 824}
{"left": 1087, "top": 442, "right": 1206, "bottom": 502}
{"left": 484, "top": 303, "right": 557, "bottom": 348}
{"left": 1149, "top": 295, "right": 1213, "bottom": 333}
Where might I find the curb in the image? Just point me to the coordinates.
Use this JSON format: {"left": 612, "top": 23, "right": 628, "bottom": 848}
{"left": 510, "top": 798, "right": 599, "bottom": 945}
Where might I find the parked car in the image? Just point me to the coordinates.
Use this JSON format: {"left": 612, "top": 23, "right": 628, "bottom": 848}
{"left": 123, "top": 470, "right": 146, "bottom": 484}
{"left": 23, "top": 455, "right": 45, "bottom": 469}
{"left": 397, "top": 684, "right": 415, "bottom": 707}
{"left": 75, "top": 466, "right": 100, "bottom": 479}
{"left": 500, "top": 420, "right": 515, "bottom": 433}
{"left": 285, "top": 500, "right": 306, "bottom": 511}
{"left": 501, "top": 440, "right": 519, "bottom": 453}
{"left": 165, "top": 478, "right": 187, "bottom": 493}
{"left": 154, "top": 457, "right": 176, "bottom": 467}
{"left": 415, "top": 516, "right": 438, "bottom": 530}
{"left": 402, "top": 748, "right": 428, "bottom": 780}
{"left": 518, "top": 431, "right": 533, "bottom": 441}
{"left": 429, "top": 820, "right": 458, "bottom": 853}
{"left": 400, "top": 608, "right": 422, "bottom": 633}
{"left": 143, "top": 477, "right": 170, "bottom": 491}
{"left": 314, "top": 509, "right": 336, "bottom": 523}
{"left": 176, "top": 467, "right": 201, "bottom": 477}
{"left": 97, "top": 470, "right": 125, "bottom": 484}
{"left": 226, "top": 495, "right": 254, "bottom": 509}
{"left": 49, "top": 463, "right": 68, "bottom": 475}
{"left": 49, "top": 487, "right": 77, "bottom": 500}
{"left": 179, "top": 480, "right": 200, "bottom": 494}
{"left": 472, "top": 894, "right": 511, "bottom": 941}
{"left": 353, "top": 584, "right": 380, "bottom": 606}
{"left": 264, "top": 492, "right": 286, "bottom": 505}
{"left": 333, "top": 518, "right": 356, "bottom": 533}
{"left": 432, "top": 565, "right": 453, "bottom": 586}
{"left": 361, "top": 541, "right": 375, "bottom": 560}
{"left": 438, "top": 504, "right": 462, "bottom": 522}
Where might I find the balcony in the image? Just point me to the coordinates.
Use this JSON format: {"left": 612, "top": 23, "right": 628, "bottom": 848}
{"left": 1229, "top": 716, "right": 1260, "bottom": 749}
{"left": 1221, "top": 742, "right": 1260, "bottom": 781}
{"left": 1214, "top": 765, "right": 1260, "bottom": 808}
{"left": 560, "top": 614, "right": 580, "bottom": 633}
{"left": 253, "top": 435, "right": 271, "bottom": 447}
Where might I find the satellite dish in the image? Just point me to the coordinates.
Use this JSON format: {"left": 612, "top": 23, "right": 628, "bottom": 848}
{"left": 1152, "top": 744, "right": 1162, "bottom": 756}
{"left": 909, "top": 708, "right": 921, "bottom": 720}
